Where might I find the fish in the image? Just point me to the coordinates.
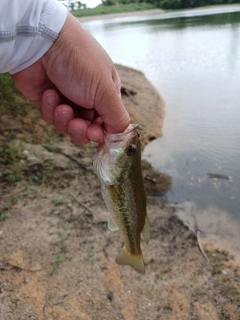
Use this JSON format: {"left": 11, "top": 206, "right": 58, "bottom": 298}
{"left": 93, "top": 124, "right": 150, "bottom": 274}
{"left": 207, "top": 173, "right": 229, "bottom": 180}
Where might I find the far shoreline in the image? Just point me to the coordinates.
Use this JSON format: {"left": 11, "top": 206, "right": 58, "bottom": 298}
{"left": 77, "top": 8, "right": 164, "bottom": 22}
{"left": 76, "top": 4, "right": 240, "bottom": 23}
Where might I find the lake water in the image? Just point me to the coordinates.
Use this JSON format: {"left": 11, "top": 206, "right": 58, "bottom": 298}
{"left": 82, "top": 6, "right": 240, "bottom": 252}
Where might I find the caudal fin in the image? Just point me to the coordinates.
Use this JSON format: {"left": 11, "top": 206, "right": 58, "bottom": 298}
{"left": 115, "top": 247, "right": 145, "bottom": 274}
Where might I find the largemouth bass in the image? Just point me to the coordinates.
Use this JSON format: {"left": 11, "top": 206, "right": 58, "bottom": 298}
{"left": 93, "top": 124, "right": 150, "bottom": 274}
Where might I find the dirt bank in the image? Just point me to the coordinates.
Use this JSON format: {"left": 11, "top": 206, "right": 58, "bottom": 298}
{"left": 0, "top": 65, "right": 240, "bottom": 319}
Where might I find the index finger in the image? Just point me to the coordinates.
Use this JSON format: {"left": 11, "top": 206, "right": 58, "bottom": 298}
{"left": 94, "top": 67, "right": 130, "bottom": 134}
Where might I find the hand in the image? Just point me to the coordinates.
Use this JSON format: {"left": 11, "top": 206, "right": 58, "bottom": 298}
{"left": 12, "top": 12, "right": 130, "bottom": 145}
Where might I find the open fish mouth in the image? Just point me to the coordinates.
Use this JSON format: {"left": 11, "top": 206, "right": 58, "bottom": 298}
{"left": 104, "top": 124, "right": 139, "bottom": 147}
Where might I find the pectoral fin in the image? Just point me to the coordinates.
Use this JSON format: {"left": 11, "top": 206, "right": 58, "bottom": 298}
{"left": 141, "top": 215, "right": 150, "bottom": 244}
{"left": 108, "top": 215, "right": 119, "bottom": 232}
{"left": 116, "top": 247, "right": 145, "bottom": 274}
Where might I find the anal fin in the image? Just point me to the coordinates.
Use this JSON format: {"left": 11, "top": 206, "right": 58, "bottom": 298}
{"left": 141, "top": 215, "right": 150, "bottom": 244}
{"left": 108, "top": 215, "right": 119, "bottom": 232}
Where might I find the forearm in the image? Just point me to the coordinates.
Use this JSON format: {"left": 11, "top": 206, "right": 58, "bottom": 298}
{"left": 0, "top": 0, "right": 67, "bottom": 74}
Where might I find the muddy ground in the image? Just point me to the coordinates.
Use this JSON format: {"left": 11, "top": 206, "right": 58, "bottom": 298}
{"left": 0, "top": 65, "right": 240, "bottom": 320}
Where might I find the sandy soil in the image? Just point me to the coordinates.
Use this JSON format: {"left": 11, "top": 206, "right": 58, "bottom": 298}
{"left": 0, "top": 65, "right": 240, "bottom": 319}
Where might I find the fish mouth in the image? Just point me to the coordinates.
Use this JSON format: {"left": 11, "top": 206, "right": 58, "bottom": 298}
{"left": 104, "top": 124, "right": 139, "bottom": 144}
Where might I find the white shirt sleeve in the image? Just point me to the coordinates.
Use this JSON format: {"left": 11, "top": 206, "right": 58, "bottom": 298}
{"left": 0, "top": 0, "right": 68, "bottom": 74}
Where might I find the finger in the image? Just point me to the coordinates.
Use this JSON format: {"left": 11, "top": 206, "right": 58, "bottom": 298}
{"left": 87, "top": 120, "right": 104, "bottom": 144}
{"left": 67, "top": 118, "right": 90, "bottom": 145}
{"left": 111, "top": 65, "right": 122, "bottom": 96}
{"left": 41, "top": 89, "right": 61, "bottom": 125}
{"left": 95, "top": 70, "right": 130, "bottom": 134}
{"left": 73, "top": 106, "right": 96, "bottom": 122}
{"left": 53, "top": 104, "right": 75, "bottom": 134}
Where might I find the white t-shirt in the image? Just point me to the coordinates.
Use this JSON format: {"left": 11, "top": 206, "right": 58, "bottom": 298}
{"left": 0, "top": 0, "right": 68, "bottom": 74}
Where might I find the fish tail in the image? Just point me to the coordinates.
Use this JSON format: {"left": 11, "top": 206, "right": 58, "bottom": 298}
{"left": 115, "top": 247, "right": 145, "bottom": 274}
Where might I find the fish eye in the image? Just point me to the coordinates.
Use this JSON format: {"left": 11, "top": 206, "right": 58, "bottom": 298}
{"left": 126, "top": 145, "right": 136, "bottom": 156}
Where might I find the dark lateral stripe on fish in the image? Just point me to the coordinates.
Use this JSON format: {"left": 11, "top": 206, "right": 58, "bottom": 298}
{"left": 107, "top": 183, "right": 142, "bottom": 255}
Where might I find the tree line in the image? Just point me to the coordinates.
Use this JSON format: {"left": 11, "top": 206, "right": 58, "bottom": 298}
{"left": 102, "top": 0, "right": 240, "bottom": 10}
